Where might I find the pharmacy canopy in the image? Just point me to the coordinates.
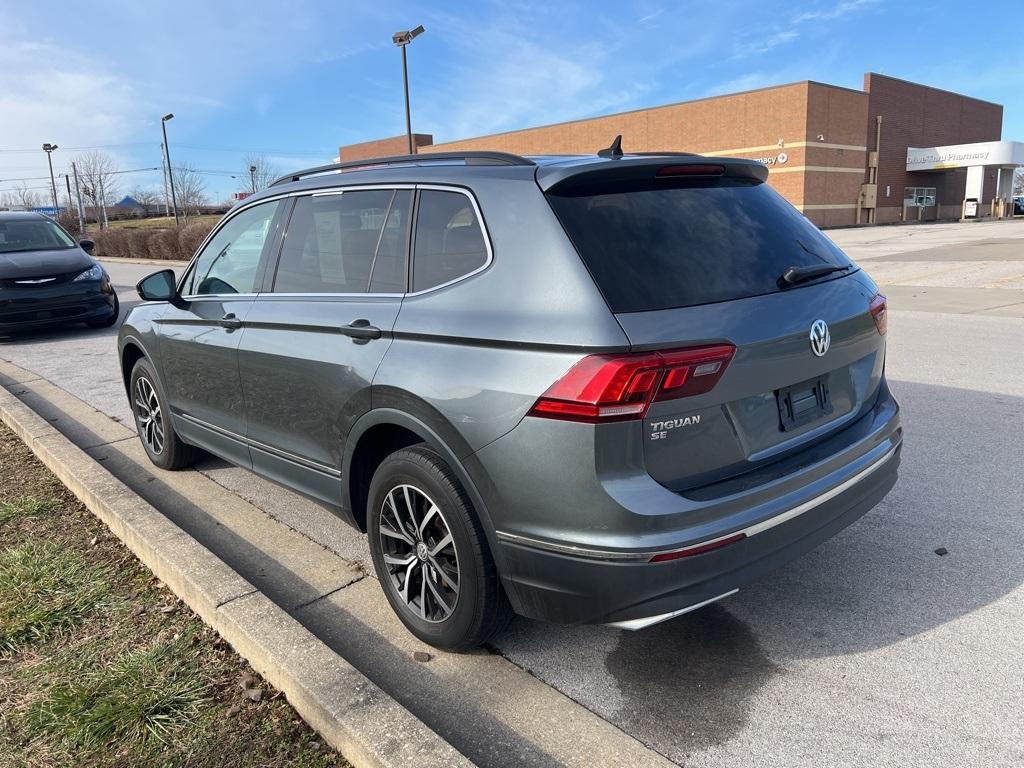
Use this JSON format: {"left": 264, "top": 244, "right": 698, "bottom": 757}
{"left": 906, "top": 141, "right": 1024, "bottom": 171}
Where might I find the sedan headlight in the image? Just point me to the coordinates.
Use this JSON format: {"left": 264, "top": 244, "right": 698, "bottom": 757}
{"left": 72, "top": 264, "right": 105, "bottom": 282}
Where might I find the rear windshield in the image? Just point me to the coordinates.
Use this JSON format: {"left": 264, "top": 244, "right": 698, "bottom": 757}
{"left": 546, "top": 179, "right": 854, "bottom": 313}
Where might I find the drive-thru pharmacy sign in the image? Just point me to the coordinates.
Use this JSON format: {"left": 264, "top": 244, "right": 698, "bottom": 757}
{"left": 907, "top": 141, "right": 1024, "bottom": 171}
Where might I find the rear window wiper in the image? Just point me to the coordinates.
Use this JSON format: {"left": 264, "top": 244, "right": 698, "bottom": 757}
{"left": 779, "top": 263, "right": 851, "bottom": 286}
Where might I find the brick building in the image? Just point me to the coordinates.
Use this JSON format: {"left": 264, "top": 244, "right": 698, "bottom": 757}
{"left": 339, "top": 73, "right": 1008, "bottom": 227}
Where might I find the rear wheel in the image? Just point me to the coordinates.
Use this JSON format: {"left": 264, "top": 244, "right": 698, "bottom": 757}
{"left": 129, "top": 357, "right": 196, "bottom": 470}
{"left": 367, "top": 446, "right": 511, "bottom": 651}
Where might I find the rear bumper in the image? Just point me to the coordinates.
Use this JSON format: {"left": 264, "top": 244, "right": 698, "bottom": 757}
{"left": 0, "top": 282, "right": 116, "bottom": 332}
{"left": 479, "top": 385, "right": 903, "bottom": 626}
{"left": 497, "top": 437, "right": 899, "bottom": 625}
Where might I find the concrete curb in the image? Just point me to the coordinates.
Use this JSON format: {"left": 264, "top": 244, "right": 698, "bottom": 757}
{"left": 0, "top": 385, "right": 473, "bottom": 768}
{"left": 98, "top": 256, "right": 189, "bottom": 267}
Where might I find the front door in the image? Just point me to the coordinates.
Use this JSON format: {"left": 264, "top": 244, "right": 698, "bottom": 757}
{"left": 237, "top": 188, "right": 412, "bottom": 505}
{"left": 158, "top": 199, "right": 283, "bottom": 467}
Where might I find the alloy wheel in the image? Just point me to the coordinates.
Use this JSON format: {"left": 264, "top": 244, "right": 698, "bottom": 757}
{"left": 133, "top": 376, "right": 164, "bottom": 455}
{"left": 378, "top": 484, "right": 460, "bottom": 623}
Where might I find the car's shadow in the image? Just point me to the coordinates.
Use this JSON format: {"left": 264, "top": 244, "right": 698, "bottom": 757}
{"left": 495, "top": 379, "right": 1024, "bottom": 757}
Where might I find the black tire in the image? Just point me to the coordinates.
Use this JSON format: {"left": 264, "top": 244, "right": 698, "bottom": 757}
{"left": 86, "top": 292, "right": 120, "bottom": 328}
{"left": 129, "top": 357, "right": 197, "bottom": 470}
{"left": 367, "top": 446, "right": 512, "bottom": 651}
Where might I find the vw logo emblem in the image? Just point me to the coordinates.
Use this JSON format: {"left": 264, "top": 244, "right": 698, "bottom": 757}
{"left": 809, "top": 320, "right": 830, "bottom": 357}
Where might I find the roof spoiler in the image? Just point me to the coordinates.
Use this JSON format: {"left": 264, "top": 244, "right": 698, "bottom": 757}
{"left": 537, "top": 155, "right": 769, "bottom": 193}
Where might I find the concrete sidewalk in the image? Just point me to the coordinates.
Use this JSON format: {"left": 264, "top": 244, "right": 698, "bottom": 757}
{"left": 0, "top": 358, "right": 674, "bottom": 768}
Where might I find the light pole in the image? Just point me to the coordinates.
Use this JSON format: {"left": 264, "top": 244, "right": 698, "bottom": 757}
{"left": 42, "top": 143, "right": 59, "bottom": 212}
{"left": 392, "top": 25, "right": 425, "bottom": 155}
{"left": 249, "top": 164, "right": 257, "bottom": 193}
{"left": 161, "top": 114, "right": 180, "bottom": 226}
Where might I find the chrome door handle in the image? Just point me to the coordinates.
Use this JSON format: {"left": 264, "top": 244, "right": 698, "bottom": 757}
{"left": 340, "top": 318, "right": 382, "bottom": 341}
{"left": 219, "top": 313, "right": 243, "bottom": 330}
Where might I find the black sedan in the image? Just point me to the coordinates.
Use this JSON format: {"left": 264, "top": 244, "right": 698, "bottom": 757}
{"left": 0, "top": 211, "right": 119, "bottom": 334}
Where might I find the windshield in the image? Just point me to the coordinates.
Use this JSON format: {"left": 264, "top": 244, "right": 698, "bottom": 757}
{"left": 547, "top": 179, "right": 854, "bottom": 313}
{"left": 0, "top": 219, "right": 77, "bottom": 254}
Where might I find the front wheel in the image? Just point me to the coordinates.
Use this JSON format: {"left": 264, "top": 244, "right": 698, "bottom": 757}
{"left": 129, "top": 358, "right": 197, "bottom": 470}
{"left": 367, "top": 446, "right": 512, "bottom": 651}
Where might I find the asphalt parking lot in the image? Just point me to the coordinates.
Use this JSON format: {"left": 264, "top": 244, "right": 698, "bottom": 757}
{"left": 2, "top": 219, "right": 1023, "bottom": 767}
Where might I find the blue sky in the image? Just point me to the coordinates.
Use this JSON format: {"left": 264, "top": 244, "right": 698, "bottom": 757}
{"left": 2, "top": 0, "right": 1021, "bottom": 202}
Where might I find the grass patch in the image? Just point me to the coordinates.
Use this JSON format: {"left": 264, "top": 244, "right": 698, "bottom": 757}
{"left": 0, "top": 540, "right": 109, "bottom": 656}
{"left": 27, "top": 638, "right": 209, "bottom": 757}
{"left": 0, "top": 497, "right": 53, "bottom": 526}
{"left": 0, "top": 422, "right": 350, "bottom": 766}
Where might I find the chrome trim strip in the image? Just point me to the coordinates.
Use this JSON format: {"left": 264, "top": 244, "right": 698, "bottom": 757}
{"left": 606, "top": 590, "right": 739, "bottom": 630}
{"left": 177, "top": 413, "right": 341, "bottom": 477}
{"left": 495, "top": 441, "right": 900, "bottom": 562}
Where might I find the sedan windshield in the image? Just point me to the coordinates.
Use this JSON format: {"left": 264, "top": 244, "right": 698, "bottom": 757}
{"left": 0, "top": 219, "right": 76, "bottom": 253}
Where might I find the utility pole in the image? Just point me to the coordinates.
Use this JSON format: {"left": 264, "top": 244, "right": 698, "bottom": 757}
{"left": 249, "top": 164, "right": 257, "bottom": 193}
{"left": 63, "top": 174, "right": 75, "bottom": 232}
{"left": 161, "top": 114, "right": 180, "bottom": 226}
{"left": 71, "top": 162, "right": 86, "bottom": 233}
{"left": 42, "top": 143, "right": 59, "bottom": 212}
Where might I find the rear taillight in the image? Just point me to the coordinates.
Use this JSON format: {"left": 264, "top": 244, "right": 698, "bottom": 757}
{"left": 528, "top": 344, "right": 735, "bottom": 424}
{"left": 869, "top": 294, "right": 887, "bottom": 335}
{"left": 648, "top": 532, "right": 746, "bottom": 563}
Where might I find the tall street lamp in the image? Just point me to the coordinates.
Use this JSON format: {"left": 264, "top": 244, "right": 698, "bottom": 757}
{"left": 392, "top": 25, "right": 425, "bottom": 155}
{"left": 160, "top": 113, "right": 180, "bottom": 226}
{"left": 42, "top": 143, "right": 59, "bottom": 212}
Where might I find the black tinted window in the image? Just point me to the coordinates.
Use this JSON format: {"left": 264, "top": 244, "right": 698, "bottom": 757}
{"left": 412, "top": 190, "right": 488, "bottom": 292}
{"left": 0, "top": 218, "right": 76, "bottom": 253}
{"left": 546, "top": 180, "right": 853, "bottom": 313}
{"left": 185, "top": 201, "right": 279, "bottom": 295}
{"left": 274, "top": 190, "right": 410, "bottom": 294}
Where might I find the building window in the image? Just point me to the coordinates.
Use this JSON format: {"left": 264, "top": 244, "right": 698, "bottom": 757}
{"left": 903, "top": 187, "right": 937, "bottom": 207}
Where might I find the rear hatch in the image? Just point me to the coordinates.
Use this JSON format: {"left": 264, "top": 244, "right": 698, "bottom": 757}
{"left": 543, "top": 158, "right": 887, "bottom": 491}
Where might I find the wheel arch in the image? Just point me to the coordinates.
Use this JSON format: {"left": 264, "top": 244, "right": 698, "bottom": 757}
{"left": 119, "top": 334, "right": 152, "bottom": 395}
{"left": 343, "top": 409, "right": 500, "bottom": 559}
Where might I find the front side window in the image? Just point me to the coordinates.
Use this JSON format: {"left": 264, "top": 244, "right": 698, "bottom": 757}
{"left": 0, "top": 218, "right": 76, "bottom": 253}
{"left": 183, "top": 201, "right": 280, "bottom": 296}
{"left": 412, "top": 190, "right": 488, "bottom": 292}
{"left": 272, "top": 189, "right": 412, "bottom": 294}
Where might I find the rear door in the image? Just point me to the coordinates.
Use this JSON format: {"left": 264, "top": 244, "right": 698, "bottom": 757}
{"left": 159, "top": 199, "right": 284, "bottom": 467}
{"left": 546, "top": 172, "right": 886, "bottom": 491}
{"left": 236, "top": 187, "right": 412, "bottom": 505}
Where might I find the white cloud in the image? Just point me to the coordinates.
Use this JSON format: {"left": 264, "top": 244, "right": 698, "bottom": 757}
{"left": 792, "top": 0, "right": 880, "bottom": 24}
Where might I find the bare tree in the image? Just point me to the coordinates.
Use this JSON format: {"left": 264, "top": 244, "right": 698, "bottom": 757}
{"left": 6, "top": 183, "right": 42, "bottom": 210}
{"left": 242, "top": 153, "right": 280, "bottom": 193}
{"left": 171, "top": 163, "right": 208, "bottom": 223}
{"left": 1014, "top": 167, "right": 1023, "bottom": 197}
{"left": 128, "top": 186, "right": 162, "bottom": 217}
{"left": 76, "top": 150, "right": 119, "bottom": 229}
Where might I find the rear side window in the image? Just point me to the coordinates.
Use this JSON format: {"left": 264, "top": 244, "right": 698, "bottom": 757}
{"left": 273, "top": 189, "right": 411, "bottom": 294}
{"left": 412, "top": 190, "right": 488, "bottom": 292}
{"left": 546, "top": 180, "right": 854, "bottom": 313}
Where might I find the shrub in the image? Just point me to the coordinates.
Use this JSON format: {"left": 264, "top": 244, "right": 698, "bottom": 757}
{"left": 146, "top": 229, "right": 180, "bottom": 261}
{"left": 177, "top": 222, "right": 213, "bottom": 260}
{"left": 128, "top": 230, "right": 152, "bottom": 261}
{"left": 90, "top": 222, "right": 214, "bottom": 261}
{"left": 92, "top": 229, "right": 132, "bottom": 260}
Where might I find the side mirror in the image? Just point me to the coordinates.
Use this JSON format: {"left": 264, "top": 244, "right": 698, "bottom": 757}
{"left": 79, "top": 239, "right": 95, "bottom": 254}
{"left": 136, "top": 269, "right": 178, "bottom": 302}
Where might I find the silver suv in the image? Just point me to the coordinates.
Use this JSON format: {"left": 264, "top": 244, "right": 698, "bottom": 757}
{"left": 119, "top": 144, "right": 901, "bottom": 650}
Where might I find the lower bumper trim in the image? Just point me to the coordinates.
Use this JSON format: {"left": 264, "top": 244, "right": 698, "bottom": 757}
{"left": 606, "top": 589, "right": 739, "bottom": 630}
